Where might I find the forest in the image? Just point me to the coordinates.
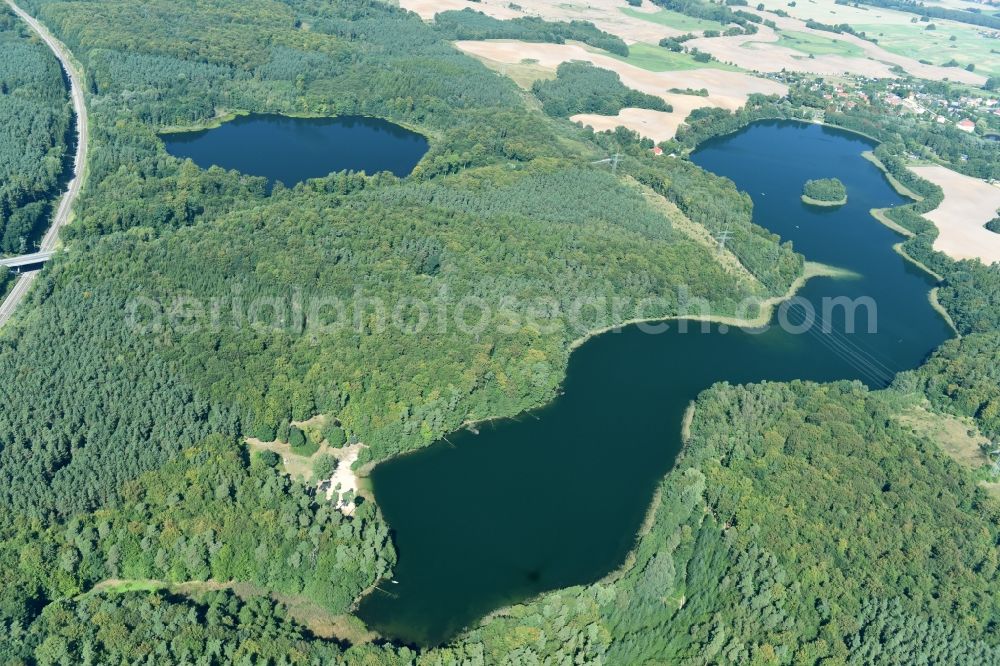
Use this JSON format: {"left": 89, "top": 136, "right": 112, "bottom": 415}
{"left": 802, "top": 177, "right": 847, "bottom": 204}
{"left": 532, "top": 61, "right": 672, "bottom": 117}
{"left": 652, "top": 0, "right": 762, "bottom": 31}
{"left": 0, "top": 0, "right": 998, "bottom": 663}
{"left": 600, "top": 378, "right": 1000, "bottom": 664}
{"left": 0, "top": 8, "right": 71, "bottom": 255}
{"left": 432, "top": 9, "right": 629, "bottom": 56}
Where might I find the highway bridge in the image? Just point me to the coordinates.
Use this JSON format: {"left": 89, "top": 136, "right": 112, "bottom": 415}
{"left": 0, "top": 250, "right": 56, "bottom": 270}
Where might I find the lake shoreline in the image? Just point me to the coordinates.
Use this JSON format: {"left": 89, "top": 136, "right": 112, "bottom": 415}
{"left": 859, "top": 155, "right": 954, "bottom": 289}
{"left": 445, "top": 259, "right": 850, "bottom": 440}
{"left": 567, "top": 260, "right": 856, "bottom": 352}
{"left": 861, "top": 150, "right": 924, "bottom": 201}
{"left": 801, "top": 194, "right": 846, "bottom": 207}
{"left": 355, "top": 260, "right": 852, "bottom": 639}
{"left": 157, "top": 108, "right": 435, "bottom": 143}
{"left": 863, "top": 212, "right": 955, "bottom": 333}
{"left": 160, "top": 112, "right": 429, "bottom": 186}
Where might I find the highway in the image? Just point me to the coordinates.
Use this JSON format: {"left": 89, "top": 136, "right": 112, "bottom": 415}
{"left": 0, "top": 0, "right": 88, "bottom": 328}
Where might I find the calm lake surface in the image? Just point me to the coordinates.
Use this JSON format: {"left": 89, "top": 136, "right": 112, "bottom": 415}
{"left": 356, "top": 121, "right": 954, "bottom": 646}
{"left": 161, "top": 114, "right": 428, "bottom": 187}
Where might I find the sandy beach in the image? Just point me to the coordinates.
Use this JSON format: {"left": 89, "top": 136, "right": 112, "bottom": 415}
{"left": 324, "top": 443, "right": 365, "bottom": 516}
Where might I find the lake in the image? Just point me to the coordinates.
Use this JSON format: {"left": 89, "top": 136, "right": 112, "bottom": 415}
{"left": 161, "top": 114, "right": 428, "bottom": 187}
{"left": 355, "top": 121, "right": 954, "bottom": 646}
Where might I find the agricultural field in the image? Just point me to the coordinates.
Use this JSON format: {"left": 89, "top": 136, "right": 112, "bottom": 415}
{"left": 755, "top": 0, "right": 1000, "bottom": 76}
{"left": 768, "top": 29, "right": 867, "bottom": 58}
{"left": 755, "top": 0, "right": 918, "bottom": 25}
{"left": 855, "top": 21, "right": 1000, "bottom": 77}
{"left": 620, "top": 6, "right": 726, "bottom": 33}
{"left": 607, "top": 41, "right": 744, "bottom": 72}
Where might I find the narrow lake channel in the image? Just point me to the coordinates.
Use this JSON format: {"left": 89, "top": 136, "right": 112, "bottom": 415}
{"left": 355, "top": 120, "right": 955, "bottom": 646}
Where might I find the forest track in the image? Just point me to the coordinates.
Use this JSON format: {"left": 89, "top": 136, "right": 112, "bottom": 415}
{"left": 0, "top": 0, "right": 89, "bottom": 328}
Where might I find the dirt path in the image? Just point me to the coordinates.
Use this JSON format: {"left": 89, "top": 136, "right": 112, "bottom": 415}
{"left": 247, "top": 434, "right": 366, "bottom": 516}
{"left": 0, "top": 1, "right": 89, "bottom": 328}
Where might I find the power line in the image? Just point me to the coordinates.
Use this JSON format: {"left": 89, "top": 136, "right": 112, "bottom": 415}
{"left": 592, "top": 152, "right": 621, "bottom": 176}
{"left": 639, "top": 187, "right": 901, "bottom": 386}
{"left": 715, "top": 229, "right": 732, "bottom": 253}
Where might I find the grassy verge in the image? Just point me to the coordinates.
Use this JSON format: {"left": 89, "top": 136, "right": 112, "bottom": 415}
{"left": 869, "top": 207, "right": 914, "bottom": 237}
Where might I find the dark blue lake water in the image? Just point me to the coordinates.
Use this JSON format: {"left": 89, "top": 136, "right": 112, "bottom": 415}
{"left": 162, "top": 114, "right": 428, "bottom": 187}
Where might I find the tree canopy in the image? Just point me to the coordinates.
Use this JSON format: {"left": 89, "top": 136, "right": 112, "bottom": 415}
{"left": 0, "top": 8, "right": 71, "bottom": 255}
{"left": 802, "top": 177, "right": 847, "bottom": 204}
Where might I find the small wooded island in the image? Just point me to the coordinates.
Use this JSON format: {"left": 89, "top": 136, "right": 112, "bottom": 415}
{"left": 802, "top": 177, "right": 847, "bottom": 206}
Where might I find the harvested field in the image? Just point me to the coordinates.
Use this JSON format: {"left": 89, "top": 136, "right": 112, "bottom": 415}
{"left": 456, "top": 39, "right": 785, "bottom": 140}
{"left": 908, "top": 164, "right": 1000, "bottom": 265}
{"left": 686, "top": 19, "right": 985, "bottom": 83}
{"left": 404, "top": 0, "right": 987, "bottom": 83}
{"left": 400, "top": 0, "right": 676, "bottom": 43}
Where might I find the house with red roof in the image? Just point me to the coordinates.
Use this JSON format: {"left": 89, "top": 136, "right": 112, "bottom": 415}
{"left": 956, "top": 118, "right": 976, "bottom": 133}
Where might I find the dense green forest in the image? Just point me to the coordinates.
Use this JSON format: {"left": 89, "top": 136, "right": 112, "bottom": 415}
{"left": 532, "top": 61, "right": 672, "bottom": 117}
{"left": 802, "top": 177, "right": 847, "bottom": 204}
{"left": 433, "top": 8, "right": 629, "bottom": 56}
{"left": 3, "top": 0, "right": 794, "bottom": 473}
{"left": 41, "top": 158, "right": 765, "bottom": 462}
{"left": 0, "top": 8, "right": 71, "bottom": 255}
{"left": 986, "top": 215, "right": 1000, "bottom": 234}
{"left": 1, "top": 0, "right": 999, "bottom": 663}
{"left": 600, "top": 379, "right": 1000, "bottom": 664}
{"left": 0, "top": 434, "right": 392, "bottom": 631}
{"left": 21, "top": 591, "right": 347, "bottom": 664}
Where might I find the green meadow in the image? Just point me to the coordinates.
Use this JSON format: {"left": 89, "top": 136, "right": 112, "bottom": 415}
{"left": 621, "top": 6, "right": 726, "bottom": 33}
{"left": 855, "top": 21, "right": 1000, "bottom": 76}
{"left": 769, "top": 29, "right": 867, "bottom": 58}
{"left": 607, "top": 42, "right": 744, "bottom": 72}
